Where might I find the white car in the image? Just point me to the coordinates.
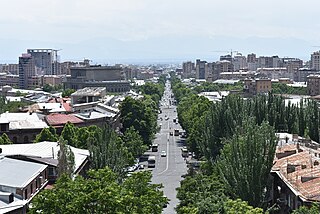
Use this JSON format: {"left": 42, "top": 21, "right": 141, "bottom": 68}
{"left": 161, "top": 150, "right": 167, "bottom": 157}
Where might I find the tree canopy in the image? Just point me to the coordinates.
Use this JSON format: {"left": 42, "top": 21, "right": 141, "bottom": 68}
{"left": 29, "top": 168, "right": 168, "bottom": 214}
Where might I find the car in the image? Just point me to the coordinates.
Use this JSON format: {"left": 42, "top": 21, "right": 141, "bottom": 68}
{"left": 139, "top": 164, "right": 144, "bottom": 170}
{"left": 161, "top": 150, "right": 167, "bottom": 157}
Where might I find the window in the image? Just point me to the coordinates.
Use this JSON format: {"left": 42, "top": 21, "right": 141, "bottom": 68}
{"left": 24, "top": 189, "right": 28, "bottom": 199}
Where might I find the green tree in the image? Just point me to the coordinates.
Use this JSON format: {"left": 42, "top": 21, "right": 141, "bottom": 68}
{"left": 60, "top": 122, "right": 77, "bottom": 146}
{"left": 292, "top": 204, "right": 320, "bottom": 214}
{"left": 62, "top": 88, "right": 76, "bottom": 97}
{"left": 0, "top": 133, "right": 12, "bottom": 145}
{"left": 29, "top": 168, "right": 167, "bottom": 214}
{"left": 89, "top": 125, "right": 131, "bottom": 178}
{"left": 122, "top": 126, "right": 147, "bottom": 159}
{"left": 216, "top": 120, "right": 278, "bottom": 208}
{"left": 57, "top": 138, "right": 75, "bottom": 178}
{"left": 34, "top": 126, "right": 58, "bottom": 142}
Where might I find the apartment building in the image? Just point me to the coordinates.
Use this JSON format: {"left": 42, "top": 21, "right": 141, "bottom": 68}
{"left": 311, "top": 51, "right": 320, "bottom": 71}
{"left": 244, "top": 78, "right": 272, "bottom": 95}
{"left": 307, "top": 74, "right": 320, "bottom": 96}
{"left": 18, "top": 54, "right": 36, "bottom": 89}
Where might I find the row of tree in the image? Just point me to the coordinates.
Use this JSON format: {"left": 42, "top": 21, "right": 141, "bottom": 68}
{"left": 171, "top": 75, "right": 320, "bottom": 212}
{"left": 30, "top": 80, "right": 167, "bottom": 213}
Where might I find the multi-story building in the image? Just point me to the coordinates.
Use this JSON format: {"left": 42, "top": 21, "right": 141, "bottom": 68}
{"left": 258, "top": 56, "right": 274, "bottom": 68}
{"left": 182, "top": 61, "right": 195, "bottom": 78}
{"left": 1, "top": 64, "right": 19, "bottom": 75}
{"left": 196, "top": 59, "right": 207, "bottom": 79}
{"left": 220, "top": 54, "right": 232, "bottom": 62}
{"left": 310, "top": 51, "right": 320, "bottom": 71}
{"left": 294, "top": 68, "right": 318, "bottom": 82}
{"left": 247, "top": 53, "right": 257, "bottom": 63}
{"left": 27, "top": 49, "right": 56, "bottom": 75}
{"left": 283, "top": 58, "right": 303, "bottom": 74}
{"left": 307, "top": 74, "right": 320, "bottom": 96}
{"left": 244, "top": 79, "right": 272, "bottom": 95}
{"left": 64, "top": 65, "right": 130, "bottom": 92}
{"left": 216, "top": 60, "right": 234, "bottom": 73}
{"left": 233, "top": 53, "right": 247, "bottom": 71}
{"left": 19, "top": 54, "right": 35, "bottom": 89}
{"left": 257, "top": 67, "right": 292, "bottom": 80}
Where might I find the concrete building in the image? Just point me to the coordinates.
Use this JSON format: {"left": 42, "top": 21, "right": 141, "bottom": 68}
{"left": 307, "top": 74, "right": 320, "bottom": 96}
{"left": 71, "top": 87, "right": 106, "bottom": 105}
{"left": 311, "top": 51, "right": 320, "bottom": 71}
{"left": 64, "top": 65, "right": 130, "bottom": 92}
{"left": 1, "top": 64, "right": 19, "bottom": 75}
{"left": 42, "top": 75, "right": 63, "bottom": 86}
{"left": 258, "top": 56, "right": 274, "bottom": 68}
{"left": 195, "top": 59, "right": 207, "bottom": 79}
{"left": 182, "top": 61, "right": 195, "bottom": 78}
{"left": 19, "top": 54, "right": 35, "bottom": 89}
{"left": 216, "top": 60, "right": 234, "bottom": 73}
{"left": 257, "top": 67, "right": 292, "bottom": 80}
{"left": 220, "top": 54, "right": 232, "bottom": 62}
{"left": 283, "top": 58, "right": 303, "bottom": 74}
{"left": 244, "top": 79, "right": 272, "bottom": 95}
{"left": 294, "top": 68, "right": 318, "bottom": 82}
{"left": 233, "top": 53, "right": 247, "bottom": 71}
{"left": 247, "top": 53, "right": 257, "bottom": 63}
{"left": 27, "top": 49, "right": 56, "bottom": 75}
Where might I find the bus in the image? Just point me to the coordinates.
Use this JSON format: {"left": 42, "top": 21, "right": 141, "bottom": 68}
{"left": 181, "top": 147, "right": 188, "bottom": 158}
{"left": 151, "top": 144, "right": 159, "bottom": 152}
{"left": 148, "top": 155, "right": 156, "bottom": 168}
{"left": 174, "top": 129, "right": 180, "bottom": 136}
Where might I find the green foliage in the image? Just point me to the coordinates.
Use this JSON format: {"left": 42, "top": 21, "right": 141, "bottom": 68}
{"left": 0, "top": 96, "right": 30, "bottom": 113}
{"left": 43, "top": 84, "right": 63, "bottom": 93}
{"left": 34, "top": 126, "right": 58, "bottom": 143}
{"left": 138, "top": 82, "right": 165, "bottom": 106}
{"left": 62, "top": 88, "right": 76, "bottom": 97}
{"left": 120, "top": 96, "right": 157, "bottom": 146}
{"left": 292, "top": 204, "right": 320, "bottom": 214}
{"left": 0, "top": 133, "right": 12, "bottom": 145}
{"left": 29, "top": 167, "right": 168, "bottom": 214}
{"left": 57, "top": 138, "right": 75, "bottom": 178}
{"left": 272, "top": 83, "right": 308, "bottom": 95}
{"left": 122, "top": 126, "right": 147, "bottom": 159}
{"left": 216, "top": 121, "right": 277, "bottom": 208}
{"left": 223, "top": 199, "right": 264, "bottom": 213}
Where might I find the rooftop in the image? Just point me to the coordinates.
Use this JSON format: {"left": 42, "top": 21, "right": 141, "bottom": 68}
{"left": 0, "top": 141, "right": 89, "bottom": 174}
{"left": 0, "top": 156, "right": 47, "bottom": 188}
{"left": 0, "top": 112, "right": 48, "bottom": 130}
{"left": 272, "top": 137, "right": 320, "bottom": 202}
{"left": 71, "top": 87, "right": 106, "bottom": 97}
{"left": 45, "top": 113, "right": 84, "bottom": 126}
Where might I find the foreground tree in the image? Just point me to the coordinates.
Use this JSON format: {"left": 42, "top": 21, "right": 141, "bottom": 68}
{"left": 29, "top": 168, "right": 168, "bottom": 214}
{"left": 34, "top": 126, "right": 58, "bottom": 143}
{"left": 57, "top": 138, "right": 75, "bottom": 178}
{"left": 89, "top": 125, "right": 132, "bottom": 178}
{"left": 216, "top": 120, "right": 278, "bottom": 208}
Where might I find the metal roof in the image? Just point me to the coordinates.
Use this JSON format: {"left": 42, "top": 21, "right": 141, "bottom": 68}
{"left": 0, "top": 142, "right": 89, "bottom": 174}
{"left": 0, "top": 156, "right": 47, "bottom": 188}
{"left": 0, "top": 112, "right": 48, "bottom": 130}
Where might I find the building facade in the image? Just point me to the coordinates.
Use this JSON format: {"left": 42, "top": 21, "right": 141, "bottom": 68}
{"left": 19, "top": 54, "right": 35, "bottom": 89}
{"left": 311, "top": 51, "right": 320, "bottom": 71}
{"left": 307, "top": 74, "right": 320, "bottom": 96}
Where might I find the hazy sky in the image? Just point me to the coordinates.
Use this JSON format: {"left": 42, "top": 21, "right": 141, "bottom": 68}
{"left": 1, "top": 0, "right": 320, "bottom": 62}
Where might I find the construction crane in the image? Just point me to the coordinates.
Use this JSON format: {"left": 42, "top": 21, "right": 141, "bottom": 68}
{"left": 212, "top": 49, "right": 238, "bottom": 59}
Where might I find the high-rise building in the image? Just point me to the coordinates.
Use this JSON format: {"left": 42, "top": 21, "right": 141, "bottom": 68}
{"left": 233, "top": 53, "right": 247, "bottom": 71}
{"left": 247, "top": 53, "right": 257, "bottom": 63}
{"left": 182, "top": 61, "right": 195, "bottom": 78}
{"left": 196, "top": 59, "right": 207, "bottom": 79}
{"left": 27, "top": 49, "right": 58, "bottom": 75}
{"left": 19, "top": 54, "right": 35, "bottom": 89}
{"left": 311, "top": 51, "right": 320, "bottom": 71}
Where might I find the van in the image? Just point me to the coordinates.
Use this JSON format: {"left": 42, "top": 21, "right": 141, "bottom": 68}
{"left": 148, "top": 155, "right": 156, "bottom": 168}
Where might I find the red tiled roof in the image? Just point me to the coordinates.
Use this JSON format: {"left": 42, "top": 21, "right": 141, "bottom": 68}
{"left": 272, "top": 144, "right": 320, "bottom": 202}
{"left": 45, "top": 113, "right": 84, "bottom": 126}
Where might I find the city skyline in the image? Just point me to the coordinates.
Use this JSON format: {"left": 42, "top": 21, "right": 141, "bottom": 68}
{"left": 1, "top": 0, "right": 320, "bottom": 63}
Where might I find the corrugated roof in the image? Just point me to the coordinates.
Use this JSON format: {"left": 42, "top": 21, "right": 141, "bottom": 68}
{"left": 0, "top": 142, "right": 89, "bottom": 174}
{"left": 45, "top": 113, "right": 84, "bottom": 126}
{"left": 0, "top": 156, "right": 47, "bottom": 188}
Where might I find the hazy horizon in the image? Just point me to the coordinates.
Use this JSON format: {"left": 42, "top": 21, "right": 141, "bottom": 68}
{"left": 1, "top": 0, "right": 319, "bottom": 64}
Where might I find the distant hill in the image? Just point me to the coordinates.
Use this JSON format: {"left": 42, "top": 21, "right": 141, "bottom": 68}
{"left": 0, "top": 35, "right": 315, "bottom": 64}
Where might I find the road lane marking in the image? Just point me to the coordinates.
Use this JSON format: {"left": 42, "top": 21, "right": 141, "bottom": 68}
{"left": 158, "top": 133, "right": 170, "bottom": 175}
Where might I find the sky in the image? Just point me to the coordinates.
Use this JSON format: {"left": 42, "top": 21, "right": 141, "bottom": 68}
{"left": 0, "top": 0, "right": 320, "bottom": 63}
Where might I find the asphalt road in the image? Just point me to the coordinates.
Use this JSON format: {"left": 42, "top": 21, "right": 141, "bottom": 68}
{"left": 150, "top": 81, "right": 188, "bottom": 214}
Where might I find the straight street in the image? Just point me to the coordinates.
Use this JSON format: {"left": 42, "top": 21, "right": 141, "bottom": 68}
{"left": 150, "top": 81, "right": 188, "bottom": 214}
